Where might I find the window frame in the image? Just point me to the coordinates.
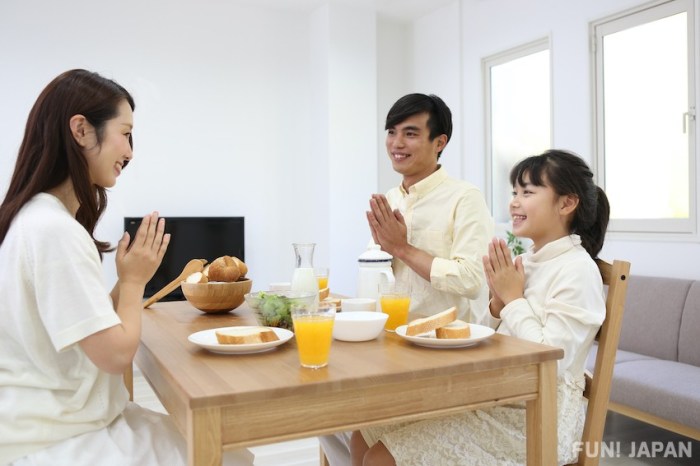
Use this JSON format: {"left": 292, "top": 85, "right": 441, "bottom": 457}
{"left": 591, "top": 0, "right": 698, "bottom": 240}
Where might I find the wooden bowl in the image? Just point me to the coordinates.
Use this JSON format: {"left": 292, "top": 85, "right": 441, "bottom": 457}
{"left": 181, "top": 278, "right": 252, "bottom": 313}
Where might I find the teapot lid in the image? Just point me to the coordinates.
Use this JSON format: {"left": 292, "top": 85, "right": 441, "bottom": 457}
{"left": 358, "top": 244, "right": 393, "bottom": 263}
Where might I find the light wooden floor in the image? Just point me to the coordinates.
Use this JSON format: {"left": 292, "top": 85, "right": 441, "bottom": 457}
{"left": 133, "top": 368, "right": 697, "bottom": 465}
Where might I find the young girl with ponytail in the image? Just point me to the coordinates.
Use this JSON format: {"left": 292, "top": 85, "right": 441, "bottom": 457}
{"left": 351, "top": 149, "right": 610, "bottom": 466}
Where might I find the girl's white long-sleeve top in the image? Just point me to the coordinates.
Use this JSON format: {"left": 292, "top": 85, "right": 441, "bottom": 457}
{"left": 497, "top": 234, "right": 606, "bottom": 378}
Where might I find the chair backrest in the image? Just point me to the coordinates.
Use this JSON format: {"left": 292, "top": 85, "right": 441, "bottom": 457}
{"left": 570, "top": 259, "right": 630, "bottom": 466}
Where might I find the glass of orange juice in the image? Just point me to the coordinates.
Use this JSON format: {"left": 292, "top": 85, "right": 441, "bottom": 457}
{"left": 315, "top": 267, "right": 329, "bottom": 291}
{"left": 291, "top": 302, "right": 336, "bottom": 369}
{"left": 379, "top": 283, "right": 411, "bottom": 332}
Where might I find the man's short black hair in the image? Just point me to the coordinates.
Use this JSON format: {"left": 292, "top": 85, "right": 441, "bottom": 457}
{"left": 385, "top": 93, "right": 453, "bottom": 158}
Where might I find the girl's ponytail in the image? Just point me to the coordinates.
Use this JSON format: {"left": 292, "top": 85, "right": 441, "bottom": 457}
{"left": 577, "top": 186, "right": 610, "bottom": 258}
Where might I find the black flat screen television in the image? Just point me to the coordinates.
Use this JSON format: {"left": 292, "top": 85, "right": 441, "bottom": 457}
{"left": 124, "top": 216, "right": 245, "bottom": 301}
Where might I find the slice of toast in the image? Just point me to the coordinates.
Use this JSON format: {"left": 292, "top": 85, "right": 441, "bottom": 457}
{"left": 318, "top": 287, "right": 330, "bottom": 301}
{"left": 320, "top": 297, "right": 341, "bottom": 310}
{"left": 435, "top": 319, "right": 471, "bottom": 339}
{"left": 406, "top": 307, "right": 457, "bottom": 336}
{"left": 215, "top": 327, "right": 279, "bottom": 344}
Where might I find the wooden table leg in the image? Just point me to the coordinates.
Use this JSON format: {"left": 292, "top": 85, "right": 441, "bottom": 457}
{"left": 188, "top": 407, "right": 222, "bottom": 466}
{"left": 526, "top": 360, "right": 558, "bottom": 466}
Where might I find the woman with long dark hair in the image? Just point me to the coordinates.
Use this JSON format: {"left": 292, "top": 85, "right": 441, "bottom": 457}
{"left": 0, "top": 70, "right": 253, "bottom": 465}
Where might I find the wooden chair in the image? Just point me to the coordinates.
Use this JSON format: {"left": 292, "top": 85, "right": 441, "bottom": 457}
{"left": 567, "top": 259, "right": 631, "bottom": 466}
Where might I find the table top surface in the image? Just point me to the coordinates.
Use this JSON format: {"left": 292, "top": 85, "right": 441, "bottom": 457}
{"left": 138, "top": 300, "right": 563, "bottom": 410}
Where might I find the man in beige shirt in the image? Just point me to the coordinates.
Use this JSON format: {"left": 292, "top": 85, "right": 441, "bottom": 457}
{"left": 320, "top": 93, "right": 494, "bottom": 466}
{"left": 367, "top": 93, "right": 493, "bottom": 323}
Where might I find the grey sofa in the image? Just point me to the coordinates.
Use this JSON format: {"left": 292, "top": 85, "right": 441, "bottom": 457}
{"left": 586, "top": 274, "right": 700, "bottom": 440}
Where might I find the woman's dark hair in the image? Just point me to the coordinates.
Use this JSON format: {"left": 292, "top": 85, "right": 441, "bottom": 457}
{"left": 0, "top": 69, "right": 134, "bottom": 255}
{"left": 385, "top": 93, "right": 452, "bottom": 159}
{"left": 510, "top": 149, "right": 610, "bottom": 258}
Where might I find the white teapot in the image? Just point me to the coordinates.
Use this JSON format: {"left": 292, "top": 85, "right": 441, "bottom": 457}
{"left": 357, "top": 244, "right": 395, "bottom": 305}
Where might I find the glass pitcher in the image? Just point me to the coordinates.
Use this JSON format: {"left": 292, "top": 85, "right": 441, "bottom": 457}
{"left": 290, "top": 243, "right": 319, "bottom": 298}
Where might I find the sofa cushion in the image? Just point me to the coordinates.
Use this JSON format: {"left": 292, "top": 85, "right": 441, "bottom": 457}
{"left": 678, "top": 281, "right": 700, "bottom": 366}
{"left": 618, "top": 275, "right": 692, "bottom": 361}
{"left": 586, "top": 344, "right": 655, "bottom": 373}
{"left": 609, "top": 359, "right": 700, "bottom": 431}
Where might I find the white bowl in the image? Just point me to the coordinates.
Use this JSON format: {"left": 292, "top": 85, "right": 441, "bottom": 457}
{"left": 341, "top": 298, "right": 377, "bottom": 312}
{"left": 332, "top": 311, "right": 387, "bottom": 342}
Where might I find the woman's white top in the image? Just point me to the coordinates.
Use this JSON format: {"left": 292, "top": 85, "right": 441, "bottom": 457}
{"left": 0, "top": 193, "right": 126, "bottom": 464}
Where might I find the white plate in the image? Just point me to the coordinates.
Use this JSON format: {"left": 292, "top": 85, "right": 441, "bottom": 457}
{"left": 188, "top": 326, "right": 294, "bottom": 354}
{"left": 395, "top": 323, "right": 495, "bottom": 348}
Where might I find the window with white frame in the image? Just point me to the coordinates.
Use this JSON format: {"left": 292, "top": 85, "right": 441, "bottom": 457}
{"left": 483, "top": 39, "right": 552, "bottom": 226}
{"left": 592, "top": 0, "right": 697, "bottom": 238}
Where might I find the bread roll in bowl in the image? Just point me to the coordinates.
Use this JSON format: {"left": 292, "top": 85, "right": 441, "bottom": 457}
{"left": 208, "top": 256, "right": 241, "bottom": 282}
{"left": 232, "top": 256, "right": 248, "bottom": 277}
{"left": 185, "top": 271, "right": 208, "bottom": 284}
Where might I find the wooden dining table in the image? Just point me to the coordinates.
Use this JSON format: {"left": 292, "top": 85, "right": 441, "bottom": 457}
{"left": 135, "top": 300, "right": 563, "bottom": 466}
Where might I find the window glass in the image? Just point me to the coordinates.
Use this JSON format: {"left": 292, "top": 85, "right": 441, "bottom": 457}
{"left": 603, "top": 12, "right": 688, "bottom": 220}
{"left": 485, "top": 43, "right": 551, "bottom": 223}
{"left": 593, "top": 0, "right": 696, "bottom": 236}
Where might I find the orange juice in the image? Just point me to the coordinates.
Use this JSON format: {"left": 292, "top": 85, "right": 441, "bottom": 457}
{"left": 293, "top": 315, "right": 334, "bottom": 368}
{"left": 380, "top": 295, "right": 411, "bottom": 331}
{"left": 317, "top": 276, "right": 329, "bottom": 290}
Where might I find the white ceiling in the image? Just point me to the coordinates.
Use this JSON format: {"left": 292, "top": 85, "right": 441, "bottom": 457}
{"left": 239, "top": 0, "right": 457, "bottom": 22}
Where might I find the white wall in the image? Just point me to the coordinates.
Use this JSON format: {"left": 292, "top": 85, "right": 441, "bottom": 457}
{"left": 376, "top": 17, "right": 411, "bottom": 194}
{"left": 376, "top": 2, "right": 464, "bottom": 193}
{"left": 0, "top": 0, "right": 380, "bottom": 295}
{"left": 2, "top": 0, "right": 698, "bottom": 302}
{"left": 460, "top": 0, "right": 700, "bottom": 280}
{"left": 321, "top": 4, "right": 379, "bottom": 296}
{"left": 413, "top": 1, "right": 465, "bottom": 183}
